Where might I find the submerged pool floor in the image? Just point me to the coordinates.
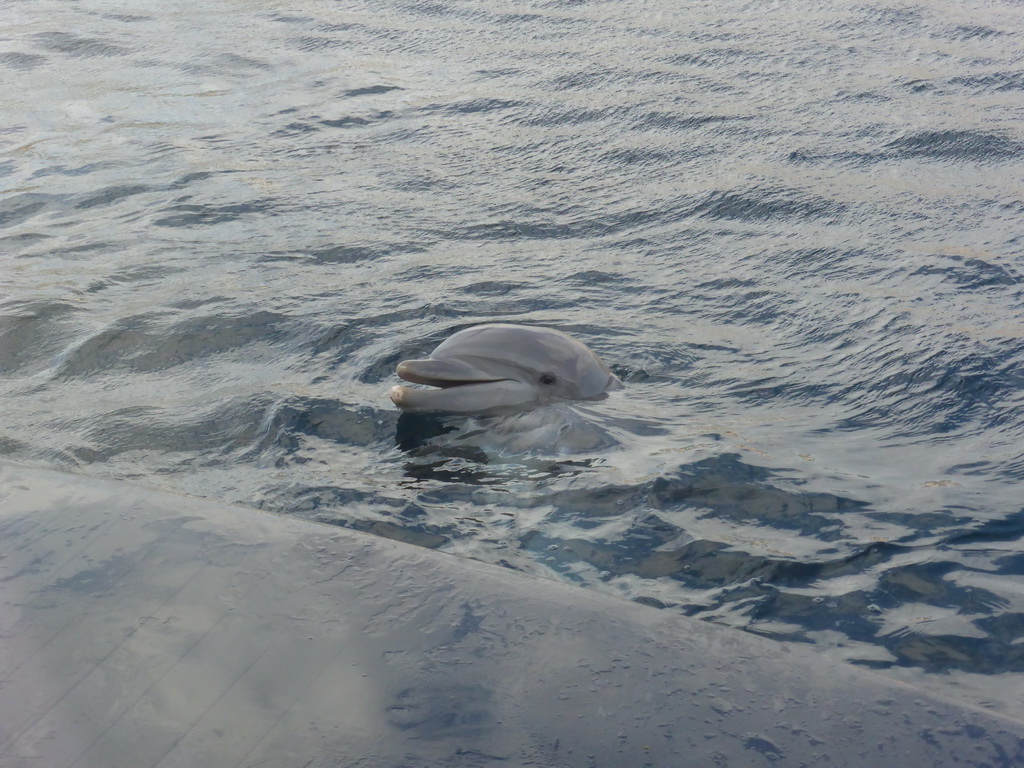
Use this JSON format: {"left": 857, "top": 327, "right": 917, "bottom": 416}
{"left": 2, "top": 462, "right": 1023, "bottom": 767}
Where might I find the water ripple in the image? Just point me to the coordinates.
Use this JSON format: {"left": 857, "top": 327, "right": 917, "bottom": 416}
{"left": 2, "top": 0, "right": 1024, "bottom": 712}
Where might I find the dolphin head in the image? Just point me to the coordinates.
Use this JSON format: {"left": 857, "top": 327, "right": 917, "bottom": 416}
{"left": 389, "top": 324, "right": 623, "bottom": 414}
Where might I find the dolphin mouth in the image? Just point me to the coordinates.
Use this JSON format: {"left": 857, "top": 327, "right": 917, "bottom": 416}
{"left": 391, "top": 359, "right": 537, "bottom": 414}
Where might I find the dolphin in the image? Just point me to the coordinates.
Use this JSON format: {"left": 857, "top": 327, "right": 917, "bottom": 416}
{"left": 389, "top": 324, "right": 623, "bottom": 415}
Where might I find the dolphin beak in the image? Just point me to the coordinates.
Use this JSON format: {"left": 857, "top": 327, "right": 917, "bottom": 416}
{"left": 394, "top": 358, "right": 506, "bottom": 388}
{"left": 391, "top": 358, "right": 537, "bottom": 413}
{"left": 389, "top": 381, "right": 535, "bottom": 413}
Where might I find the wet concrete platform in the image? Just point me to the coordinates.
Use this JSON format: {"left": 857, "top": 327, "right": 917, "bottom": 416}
{"left": 1, "top": 462, "right": 1022, "bottom": 767}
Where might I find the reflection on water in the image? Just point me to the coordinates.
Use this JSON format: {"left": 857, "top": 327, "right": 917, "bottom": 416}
{"left": 2, "top": 0, "right": 1024, "bottom": 711}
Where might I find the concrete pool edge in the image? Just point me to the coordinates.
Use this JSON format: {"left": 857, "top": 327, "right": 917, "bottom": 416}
{"left": 1, "top": 461, "right": 1022, "bottom": 767}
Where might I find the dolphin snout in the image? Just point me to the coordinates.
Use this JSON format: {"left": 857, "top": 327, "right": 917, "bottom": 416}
{"left": 390, "top": 385, "right": 413, "bottom": 408}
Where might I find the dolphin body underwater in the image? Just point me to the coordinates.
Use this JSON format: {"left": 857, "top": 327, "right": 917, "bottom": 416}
{"left": 390, "top": 324, "right": 623, "bottom": 457}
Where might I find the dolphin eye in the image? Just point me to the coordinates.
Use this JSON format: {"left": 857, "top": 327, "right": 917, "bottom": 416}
{"left": 539, "top": 373, "right": 557, "bottom": 385}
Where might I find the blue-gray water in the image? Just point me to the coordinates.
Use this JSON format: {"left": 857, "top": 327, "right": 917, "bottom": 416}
{"left": 3, "top": 0, "right": 1023, "bottom": 711}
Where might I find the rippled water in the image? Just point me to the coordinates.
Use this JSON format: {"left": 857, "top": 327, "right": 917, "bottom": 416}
{"left": 3, "top": 0, "right": 1024, "bottom": 711}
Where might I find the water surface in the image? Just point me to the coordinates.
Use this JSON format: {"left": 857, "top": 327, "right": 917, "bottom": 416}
{"left": 3, "top": 0, "right": 1024, "bottom": 711}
